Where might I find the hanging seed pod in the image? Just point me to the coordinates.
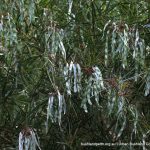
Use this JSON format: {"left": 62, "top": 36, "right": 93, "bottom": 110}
{"left": 122, "top": 24, "right": 129, "bottom": 68}
{"left": 68, "top": 0, "right": 73, "bottom": 20}
{"left": 81, "top": 66, "right": 105, "bottom": 112}
{"left": 144, "top": 71, "right": 150, "bottom": 96}
{"left": 28, "top": 0, "right": 35, "bottom": 23}
{"left": 103, "top": 22, "right": 145, "bottom": 73}
{"left": 46, "top": 90, "right": 66, "bottom": 129}
{"left": 76, "top": 63, "right": 82, "bottom": 91}
{"left": 64, "top": 63, "right": 71, "bottom": 95}
{"left": 129, "top": 105, "right": 138, "bottom": 141}
{"left": 142, "top": 130, "right": 150, "bottom": 150}
{"left": 64, "top": 62, "right": 82, "bottom": 95}
{"left": 111, "top": 22, "right": 117, "bottom": 60}
{"left": 107, "top": 89, "right": 117, "bottom": 115}
{"left": 116, "top": 115, "right": 126, "bottom": 140}
{"left": 2, "top": 13, "right": 18, "bottom": 46}
{"left": 144, "top": 24, "right": 150, "bottom": 28}
{"left": 73, "top": 63, "right": 82, "bottom": 93}
{"left": 0, "top": 18, "right": 3, "bottom": 31}
{"left": 104, "top": 30, "right": 109, "bottom": 66}
{"left": 19, "top": 127, "right": 41, "bottom": 150}
{"left": 45, "top": 25, "right": 66, "bottom": 59}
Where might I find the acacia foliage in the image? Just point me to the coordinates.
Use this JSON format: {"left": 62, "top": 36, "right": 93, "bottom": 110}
{"left": 0, "top": 0, "right": 150, "bottom": 149}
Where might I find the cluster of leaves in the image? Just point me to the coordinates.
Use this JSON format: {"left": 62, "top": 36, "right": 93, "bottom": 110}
{"left": 0, "top": 0, "right": 150, "bottom": 149}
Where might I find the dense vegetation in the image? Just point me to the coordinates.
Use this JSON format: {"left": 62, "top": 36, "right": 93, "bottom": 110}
{"left": 0, "top": 0, "right": 150, "bottom": 149}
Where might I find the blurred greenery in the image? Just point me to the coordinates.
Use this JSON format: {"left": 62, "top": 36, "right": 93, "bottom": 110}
{"left": 0, "top": 0, "right": 150, "bottom": 149}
